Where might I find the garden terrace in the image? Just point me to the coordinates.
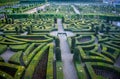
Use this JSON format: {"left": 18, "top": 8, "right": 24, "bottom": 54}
{"left": 0, "top": 2, "right": 120, "bottom": 79}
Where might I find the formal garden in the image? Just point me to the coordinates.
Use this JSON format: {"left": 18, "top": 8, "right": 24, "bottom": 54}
{"left": 0, "top": 0, "right": 120, "bottom": 79}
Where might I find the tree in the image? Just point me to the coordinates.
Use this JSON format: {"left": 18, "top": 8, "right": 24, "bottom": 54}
{"left": 100, "top": 24, "right": 105, "bottom": 32}
{"left": 73, "top": 47, "right": 80, "bottom": 62}
{"left": 106, "top": 26, "right": 110, "bottom": 34}
{"left": 62, "top": 17, "right": 64, "bottom": 23}
{"left": 54, "top": 18, "right": 57, "bottom": 24}
{"left": 27, "top": 26, "right": 31, "bottom": 34}
{"left": 12, "top": 18, "right": 14, "bottom": 24}
{"left": 55, "top": 47, "right": 61, "bottom": 61}
{"left": 19, "top": 24, "right": 23, "bottom": 33}
{"left": 91, "top": 23, "right": 94, "bottom": 31}
{"left": 95, "top": 26, "right": 99, "bottom": 35}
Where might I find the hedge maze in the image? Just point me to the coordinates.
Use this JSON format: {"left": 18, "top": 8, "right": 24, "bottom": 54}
{"left": 0, "top": 2, "right": 120, "bottom": 79}
{"left": 69, "top": 18, "right": 120, "bottom": 79}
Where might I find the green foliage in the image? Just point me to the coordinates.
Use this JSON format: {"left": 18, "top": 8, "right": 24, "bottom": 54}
{"left": 46, "top": 43, "right": 54, "bottom": 79}
{"left": 55, "top": 47, "right": 61, "bottom": 61}
{"left": 24, "top": 44, "right": 49, "bottom": 79}
{"left": 56, "top": 61, "right": 64, "bottom": 79}
{"left": 0, "top": 62, "right": 25, "bottom": 79}
{"left": 9, "top": 51, "right": 23, "bottom": 65}
{"left": 0, "top": 44, "right": 7, "bottom": 55}
{"left": 9, "top": 43, "right": 29, "bottom": 52}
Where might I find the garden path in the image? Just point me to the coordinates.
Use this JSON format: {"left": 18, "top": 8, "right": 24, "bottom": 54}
{"left": 71, "top": 5, "right": 80, "bottom": 14}
{"left": 57, "top": 19, "right": 78, "bottom": 79}
{"left": 1, "top": 48, "right": 15, "bottom": 62}
{"left": 24, "top": 3, "right": 50, "bottom": 14}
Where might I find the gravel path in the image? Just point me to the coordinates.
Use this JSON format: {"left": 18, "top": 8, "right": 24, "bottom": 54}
{"left": 71, "top": 5, "right": 80, "bottom": 14}
{"left": 1, "top": 48, "right": 15, "bottom": 62}
{"left": 24, "top": 4, "right": 50, "bottom": 14}
{"left": 57, "top": 19, "right": 78, "bottom": 79}
{"left": 114, "top": 55, "right": 120, "bottom": 68}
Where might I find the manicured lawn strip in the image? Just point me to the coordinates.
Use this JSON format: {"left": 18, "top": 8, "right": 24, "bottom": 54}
{"left": 46, "top": 43, "right": 54, "bottom": 79}
{"left": 9, "top": 51, "right": 23, "bottom": 65}
{"left": 24, "top": 44, "right": 49, "bottom": 79}
{"left": 56, "top": 61, "right": 64, "bottom": 79}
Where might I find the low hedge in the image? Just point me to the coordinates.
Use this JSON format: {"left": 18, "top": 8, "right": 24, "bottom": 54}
{"left": 23, "top": 43, "right": 35, "bottom": 65}
{"left": 8, "top": 51, "right": 23, "bottom": 65}
{"left": 24, "top": 43, "right": 46, "bottom": 66}
{"left": 101, "top": 44, "right": 120, "bottom": 61}
{"left": 76, "top": 35, "right": 95, "bottom": 46}
{"left": 0, "top": 36, "right": 3, "bottom": 41}
{"left": 0, "top": 38, "right": 26, "bottom": 45}
{"left": 0, "top": 62, "right": 25, "bottom": 79}
{"left": 104, "top": 42, "right": 120, "bottom": 49}
{"left": 98, "top": 35, "right": 110, "bottom": 43}
{"left": 85, "top": 62, "right": 106, "bottom": 79}
{"left": 81, "top": 44, "right": 98, "bottom": 52}
{"left": 0, "top": 56, "right": 4, "bottom": 62}
{"left": 6, "top": 35, "right": 53, "bottom": 43}
{"left": 74, "top": 62, "right": 87, "bottom": 79}
{"left": 77, "top": 46, "right": 114, "bottom": 64}
{"left": 85, "top": 62, "right": 98, "bottom": 79}
{"left": 9, "top": 43, "right": 29, "bottom": 52}
{"left": 24, "top": 44, "right": 49, "bottom": 79}
{"left": 56, "top": 61, "right": 64, "bottom": 79}
{"left": 0, "top": 44, "right": 7, "bottom": 55}
{"left": 46, "top": 43, "right": 54, "bottom": 79}
{"left": 85, "top": 62, "right": 120, "bottom": 79}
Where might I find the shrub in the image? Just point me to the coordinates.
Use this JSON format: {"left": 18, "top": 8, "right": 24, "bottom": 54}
{"left": 0, "top": 44, "right": 7, "bottom": 55}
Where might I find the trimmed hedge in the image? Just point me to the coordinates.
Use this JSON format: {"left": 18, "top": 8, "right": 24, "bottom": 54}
{"left": 56, "top": 61, "right": 64, "bottom": 79}
{"left": 0, "top": 56, "right": 4, "bottom": 62}
{"left": 76, "top": 35, "right": 95, "bottom": 46}
{"left": 6, "top": 35, "right": 53, "bottom": 43}
{"left": 23, "top": 43, "right": 46, "bottom": 66}
{"left": 77, "top": 46, "right": 114, "bottom": 64}
{"left": 0, "top": 62, "right": 25, "bottom": 79}
{"left": 74, "top": 62, "right": 87, "bottom": 79}
{"left": 0, "top": 44, "right": 7, "bottom": 55}
{"left": 24, "top": 44, "right": 49, "bottom": 79}
{"left": 9, "top": 51, "right": 23, "bottom": 65}
{"left": 85, "top": 62, "right": 120, "bottom": 79}
{"left": 46, "top": 43, "right": 54, "bottom": 79}
{"left": 23, "top": 43, "right": 35, "bottom": 66}
{"left": 9, "top": 43, "right": 29, "bottom": 52}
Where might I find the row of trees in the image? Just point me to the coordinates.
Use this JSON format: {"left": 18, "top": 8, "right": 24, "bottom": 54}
{"left": 0, "top": 0, "right": 18, "bottom": 3}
